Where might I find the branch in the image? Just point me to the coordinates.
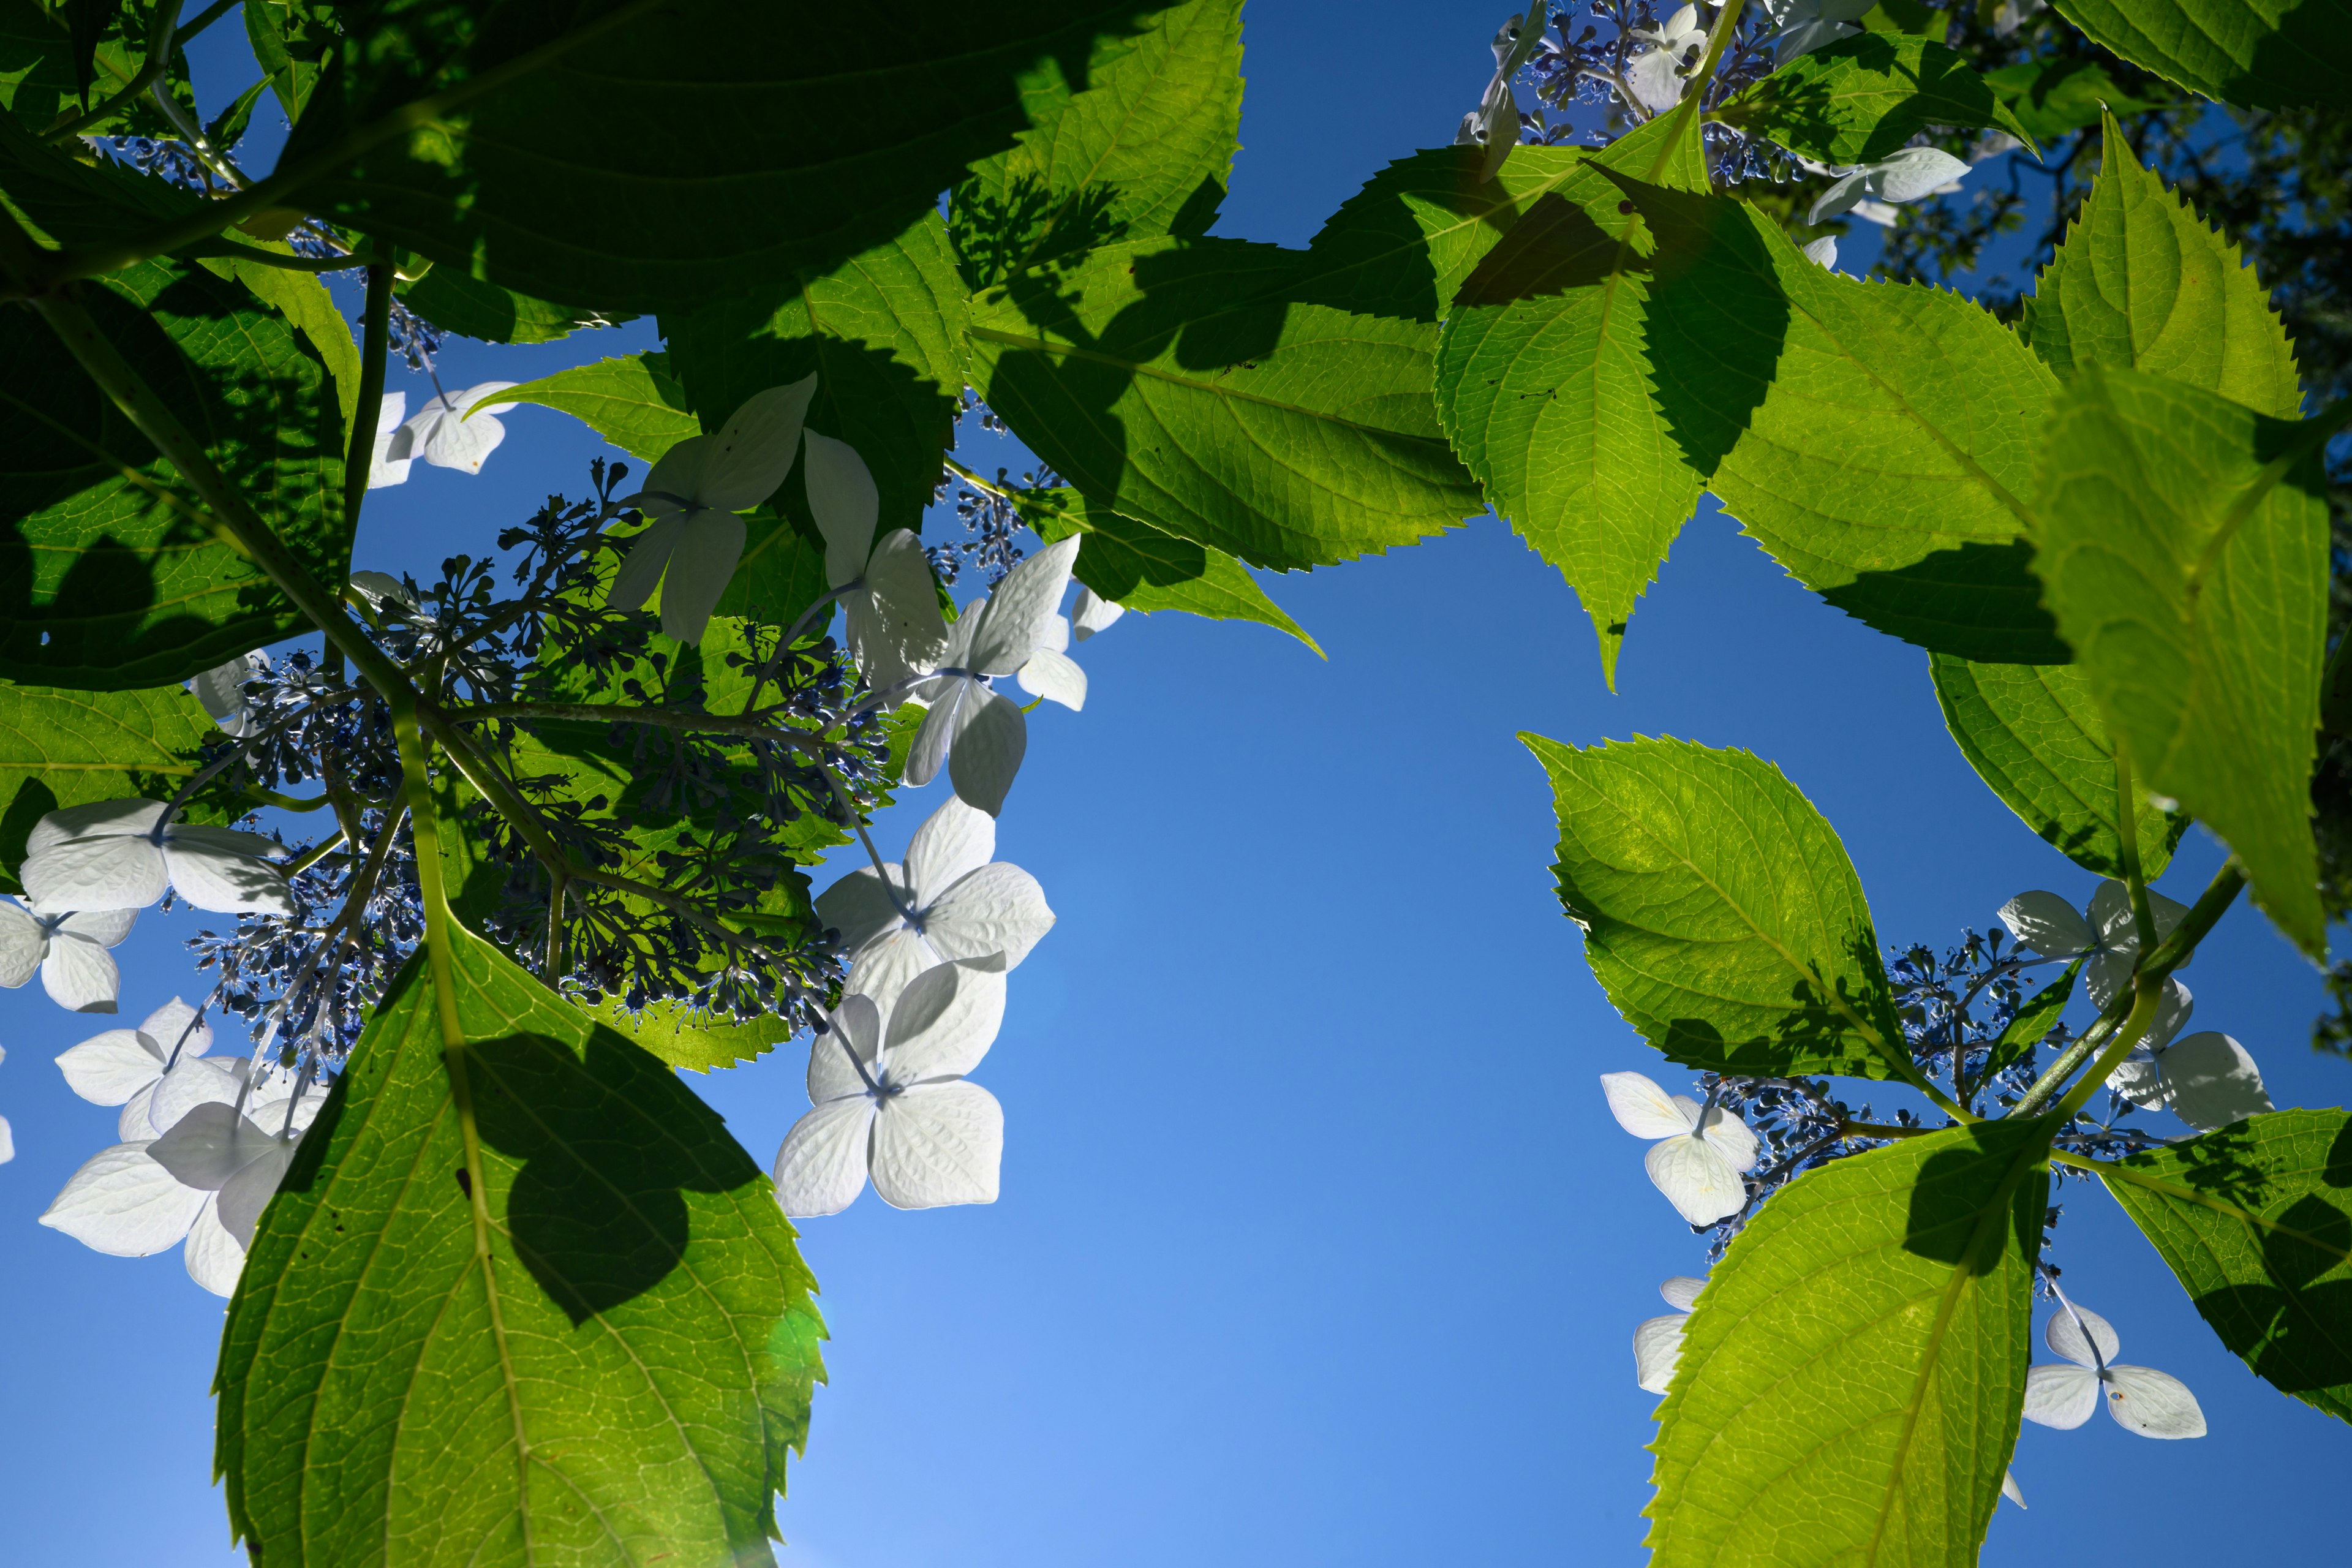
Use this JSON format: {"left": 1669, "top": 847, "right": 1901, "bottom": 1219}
{"left": 41, "top": 1, "right": 178, "bottom": 143}
{"left": 461, "top": 701, "right": 827, "bottom": 750}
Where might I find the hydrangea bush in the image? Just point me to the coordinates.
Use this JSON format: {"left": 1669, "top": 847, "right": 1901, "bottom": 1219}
{"left": 0, "top": 0, "right": 2346, "bottom": 1562}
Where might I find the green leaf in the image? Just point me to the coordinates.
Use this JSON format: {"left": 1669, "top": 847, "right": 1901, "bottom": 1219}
{"left": 0, "top": 677, "right": 216, "bottom": 889}
{"left": 1021, "top": 486, "right": 1321, "bottom": 650}
{"left": 1980, "top": 955, "right": 2079, "bottom": 1086}
{"left": 2022, "top": 113, "right": 2302, "bottom": 420}
{"left": 1717, "top": 32, "right": 2040, "bottom": 165}
{"left": 1523, "top": 731, "right": 1912, "bottom": 1080}
{"left": 216, "top": 927, "right": 826, "bottom": 1561}
{"left": 281, "top": 0, "right": 1172, "bottom": 311}
{"left": 2027, "top": 364, "right": 2331, "bottom": 955}
{"left": 0, "top": 0, "right": 197, "bottom": 140}
{"left": 1434, "top": 117, "right": 1711, "bottom": 684}
{"left": 496, "top": 351, "right": 701, "bottom": 466}
{"left": 952, "top": 0, "right": 1243, "bottom": 288}
{"left": 582, "top": 993, "right": 802, "bottom": 1075}
{"left": 1985, "top": 56, "right": 2174, "bottom": 140}
{"left": 1649, "top": 1122, "right": 2045, "bottom": 1566}
{"left": 2048, "top": 0, "right": 2352, "bottom": 110}
{"left": 0, "top": 257, "right": 350, "bottom": 688}
{"left": 1929, "top": 654, "right": 2187, "bottom": 878}
{"left": 219, "top": 255, "right": 363, "bottom": 435}
{"left": 243, "top": 0, "right": 339, "bottom": 125}
{"left": 1620, "top": 179, "right": 2067, "bottom": 663}
{"left": 664, "top": 211, "right": 968, "bottom": 541}
{"left": 393, "top": 265, "right": 637, "bottom": 346}
{"left": 2100, "top": 1110, "right": 2352, "bottom": 1427}
{"left": 968, "top": 233, "right": 1482, "bottom": 570}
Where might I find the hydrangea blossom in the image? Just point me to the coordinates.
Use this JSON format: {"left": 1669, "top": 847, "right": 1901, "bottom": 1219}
{"left": 1626, "top": 4, "right": 1710, "bottom": 115}
{"left": 907, "top": 535, "right": 1084, "bottom": 815}
{"left": 382, "top": 380, "right": 522, "bottom": 479}
{"left": 189, "top": 650, "right": 270, "bottom": 738}
{"left": 19, "top": 799, "right": 292, "bottom": 916}
{"left": 817, "top": 794, "right": 1055, "bottom": 1009}
{"left": 1071, "top": 586, "right": 1125, "bottom": 640}
{"left": 367, "top": 391, "right": 413, "bottom": 489}
{"left": 2000, "top": 881, "right": 2190, "bottom": 1010}
{"left": 1801, "top": 235, "right": 1838, "bottom": 270}
{"left": 0, "top": 1045, "right": 12, "bottom": 1166}
{"left": 1808, "top": 148, "right": 1972, "bottom": 225}
{"left": 609, "top": 378, "right": 818, "bottom": 644}
{"left": 0, "top": 898, "right": 135, "bottom": 1011}
{"left": 55, "top": 996, "right": 214, "bottom": 1139}
{"left": 805, "top": 430, "right": 949, "bottom": 689}
{"left": 1602, "top": 1071, "right": 1758, "bottom": 1224}
{"left": 1634, "top": 1275, "right": 1705, "bottom": 1393}
{"left": 2107, "top": 980, "right": 2274, "bottom": 1131}
{"left": 2022, "top": 1294, "right": 2206, "bottom": 1439}
{"left": 772, "top": 956, "right": 1009, "bottom": 1216}
{"left": 1455, "top": 14, "right": 1528, "bottom": 179}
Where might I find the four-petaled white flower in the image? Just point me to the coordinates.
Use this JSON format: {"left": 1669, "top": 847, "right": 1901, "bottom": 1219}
{"left": 817, "top": 794, "right": 1056, "bottom": 1009}
{"left": 1071, "top": 585, "right": 1125, "bottom": 641}
{"left": 772, "top": 956, "right": 1009, "bottom": 1216}
{"left": 0, "top": 898, "right": 135, "bottom": 1012}
{"left": 55, "top": 996, "right": 215, "bottom": 1138}
{"left": 2108, "top": 979, "right": 2274, "bottom": 1132}
{"left": 1626, "top": 4, "right": 1711, "bottom": 115}
{"left": 805, "top": 430, "right": 949, "bottom": 690}
{"left": 1808, "top": 148, "right": 1972, "bottom": 225}
{"left": 2022, "top": 1294, "right": 2206, "bottom": 1439}
{"left": 1761, "top": 0, "right": 1874, "bottom": 60}
{"left": 1999, "top": 880, "right": 2190, "bottom": 1010}
{"left": 189, "top": 650, "right": 270, "bottom": 738}
{"left": 20, "top": 799, "right": 292, "bottom": 916}
{"left": 1634, "top": 1275, "right": 1705, "bottom": 1393}
{"left": 383, "top": 381, "right": 522, "bottom": 478}
{"left": 907, "top": 535, "right": 1084, "bottom": 816}
{"left": 609, "top": 377, "right": 818, "bottom": 645}
{"left": 1602, "top": 1071, "right": 1758, "bottom": 1224}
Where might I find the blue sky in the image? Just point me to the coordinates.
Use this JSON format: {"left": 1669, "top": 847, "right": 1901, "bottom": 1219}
{"left": 1, "top": 5, "right": 2344, "bottom": 1564}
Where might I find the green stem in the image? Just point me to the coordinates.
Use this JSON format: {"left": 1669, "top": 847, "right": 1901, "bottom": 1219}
{"left": 463, "top": 700, "right": 823, "bottom": 747}
{"left": 41, "top": 0, "right": 177, "bottom": 143}
{"left": 345, "top": 263, "right": 393, "bottom": 532}
{"left": 183, "top": 240, "right": 367, "bottom": 274}
{"left": 2115, "top": 749, "right": 2157, "bottom": 958}
{"left": 1647, "top": 0, "right": 1745, "bottom": 183}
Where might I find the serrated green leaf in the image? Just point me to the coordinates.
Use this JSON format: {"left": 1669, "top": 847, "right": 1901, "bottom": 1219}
{"left": 1524, "top": 731, "right": 1912, "bottom": 1080}
{"left": 1979, "top": 954, "right": 2079, "bottom": 1086}
{"left": 2027, "top": 365, "right": 2330, "bottom": 955}
{"left": 2100, "top": 1110, "right": 2352, "bottom": 1427}
{"left": 216, "top": 927, "right": 826, "bottom": 1562}
{"left": 1649, "top": 1123, "right": 2045, "bottom": 1566}
{"left": 281, "top": 0, "right": 1170, "bottom": 311}
{"left": 0, "top": 257, "right": 350, "bottom": 688}
{"left": 244, "top": 0, "right": 338, "bottom": 125}
{"left": 1620, "top": 179, "right": 2067, "bottom": 662}
{"left": 221, "top": 257, "right": 362, "bottom": 435}
{"left": 2049, "top": 0, "right": 2352, "bottom": 110}
{"left": 1022, "top": 486, "right": 1319, "bottom": 650}
{"left": 1984, "top": 56, "right": 2174, "bottom": 140}
{"left": 496, "top": 351, "right": 700, "bottom": 465}
{"left": 1718, "top": 32, "right": 2040, "bottom": 164}
{"left": 0, "top": 678, "right": 216, "bottom": 888}
{"left": 952, "top": 0, "right": 1242, "bottom": 289}
{"left": 0, "top": 0, "right": 197, "bottom": 140}
{"left": 393, "top": 265, "right": 637, "bottom": 346}
{"left": 2021, "top": 113, "right": 2302, "bottom": 419}
{"left": 1434, "top": 116, "right": 1709, "bottom": 684}
{"left": 1929, "top": 654, "right": 2187, "bottom": 878}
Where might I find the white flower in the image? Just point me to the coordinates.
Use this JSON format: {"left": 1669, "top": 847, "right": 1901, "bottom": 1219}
{"left": 18, "top": 799, "right": 292, "bottom": 916}
{"left": 1970, "top": 130, "right": 2024, "bottom": 163}
{"left": 1808, "top": 148, "right": 1972, "bottom": 225}
{"left": 2106, "top": 981, "right": 2274, "bottom": 1131}
{"left": 772, "top": 957, "right": 1008, "bottom": 1217}
{"left": 1760, "top": 0, "right": 1874, "bottom": 60}
{"left": 1601, "top": 1071, "right": 1758, "bottom": 1224}
{"left": 2002, "top": 1471, "right": 2027, "bottom": 1509}
{"left": 1635, "top": 1275, "right": 1705, "bottom": 1393}
{"left": 1801, "top": 235, "right": 1839, "bottom": 270}
{"left": 350, "top": 570, "right": 421, "bottom": 618}
{"left": 816, "top": 794, "right": 1055, "bottom": 1009}
{"left": 609, "top": 378, "right": 818, "bottom": 645}
{"left": 396, "top": 381, "right": 520, "bottom": 475}
{"left": 189, "top": 650, "right": 270, "bottom": 738}
{"left": 907, "top": 535, "right": 1084, "bottom": 815}
{"left": 1626, "top": 4, "right": 1711, "bottom": 115}
{"left": 1457, "top": 14, "right": 1529, "bottom": 178}
{"left": 1999, "top": 880, "right": 2190, "bottom": 1011}
{"left": 0, "top": 898, "right": 135, "bottom": 1012}
{"left": 2022, "top": 1294, "right": 2206, "bottom": 1439}
{"left": 1071, "top": 585, "right": 1125, "bottom": 640}
{"left": 1992, "top": 0, "right": 2046, "bottom": 37}
{"left": 55, "top": 996, "right": 214, "bottom": 1138}
{"left": 0, "top": 1044, "right": 12, "bottom": 1166}
{"left": 804, "top": 431, "right": 949, "bottom": 689}
{"left": 366, "top": 391, "right": 413, "bottom": 488}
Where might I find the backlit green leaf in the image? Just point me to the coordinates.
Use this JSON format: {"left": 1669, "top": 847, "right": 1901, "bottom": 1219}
{"left": 0, "top": 678, "right": 216, "bottom": 888}
{"left": 1978, "top": 955, "right": 2079, "bottom": 1087}
{"left": 1023, "top": 486, "right": 1319, "bottom": 650}
{"left": 1717, "top": 32, "right": 2039, "bottom": 164}
{"left": 2049, "top": 0, "right": 2352, "bottom": 110}
{"left": 1984, "top": 56, "right": 2174, "bottom": 140}
{"left": 1650, "top": 1123, "right": 2045, "bottom": 1566}
{"left": 2100, "top": 1110, "right": 2352, "bottom": 1426}
{"left": 1524, "top": 731, "right": 1912, "bottom": 1080}
{"left": 1929, "top": 654, "right": 2187, "bottom": 878}
{"left": 393, "top": 265, "right": 636, "bottom": 346}
{"left": 244, "top": 0, "right": 339, "bottom": 126}
{"left": 496, "top": 351, "right": 701, "bottom": 466}
{"left": 2027, "top": 365, "right": 2330, "bottom": 954}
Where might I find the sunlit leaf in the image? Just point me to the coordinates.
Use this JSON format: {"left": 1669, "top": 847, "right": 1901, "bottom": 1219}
{"left": 1022, "top": 486, "right": 1319, "bottom": 650}
{"left": 1718, "top": 32, "right": 2039, "bottom": 164}
{"left": 2049, "top": 0, "right": 2352, "bottom": 110}
{"left": 496, "top": 352, "right": 701, "bottom": 465}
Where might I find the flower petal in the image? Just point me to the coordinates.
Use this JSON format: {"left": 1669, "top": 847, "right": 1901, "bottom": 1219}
{"left": 804, "top": 429, "right": 880, "bottom": 588}
{"left": 2021, "top": 1362, "right": 2100, "bottom": 1428}
{"left": 970, "top": 535, "right": 1082, "bottom": 675}
{"left": 39, "top": 932, "right": 120, "bottom": 1012}
{"left": 698, "top": 379, "right": 816, "bottom": 513}
{"left": 947, "top": 686, "right": 1027, "bottom": 816}
{"left": 0, "top": 1114, "right": 10, "bottom": 1163}
{"left": 814, "top": 864, "right": 910, "bottom": 955}
{"left": 1807, "top": 169, "right": 1868, "bottom": 225}
{"left": 149, "top": 1057, "right": 247, "bottom": 1135}
{"left": 1865, "top": 146, "right": 1971, "bottom": 203}
{"left": 1634, "top": 1313, "right": 1687, "bottom": 1394}
{"left": 58, "top": 906, "right": 138, "bottom": 946}
{"left": 846, "top": 530, "right": 951, "bottom": 691}
{"left": 606, "top": 513, "right": 688, "bottom": 612}
{"left": 184, "top": 1194, "right": 246, "bottom": 1296}
{"left": 2088, "top": 878, "right": 2189, "bottom": 955}
{"left": 903, "top": 796, "right": 995, "bottom": 902}
{"left": 0, "top": 901, "right": 42, "bottom": 987}
{"left": 1997, "top": 891, "right": 2094, "bottom": 957}
{"left": 168, "top": 823, "right": 287, "bottom": 861}
{"left": 2045, "top": 1300, "right": 2120, "bottom": 1369}
{"left": 1600, "top": 1072, "right": 1696, "bottom": 1141}
{"left": 903, "top": 677, "right": 973, "bottom": 788}
{"left": 217, "top": 1140, "right": 296, "bottom": 1247}
{"left": 882, "top": 956, "right": 1007, "bottom": 1084}
{"left": 416, "top": 385, "right": 516, "bottom": 472}
{"left": 1660, "top": 1276, "right": 1705, "bottom": 1311}
{"left": 772, "top": 1098, "right": 875, "bottom": 1218}
{"left": 39, "top": 1142, "right": 207, "bottom": 1254}
{"left": 1644, "top": 1136, "right": 1746, "bottom": 1225}
{"left": 148, "top": 1101, "right": 276, "bottom": 1191}
{"left": 845, "top": 929, "right": 939, "bottom": 1017}
{"left": 26, "top": 797, "right": 165, "bottom": 855}
{"left": 1071, "top": 586, "right": 1125, "bottom": 640}
{"left": 924, "top": 862, "right": 1055, "bottom": 971}
{"left": 2000, "top": 1470, "right": 2026, "bottom": 1509}
{"left": 2159, "top": 1032, "right": 2274, "bottom": 1131}
{"left": 1016, "top": 646, "right": 1088, "bottom": 710}
{"left": 1698, "top": 1105, "right": 1759, "bottom": 1173}
{"left": 139, "top": 997, "right": 211, "bottom": 1057}
{"left": 22, "top": 834, "right": 167, "bottom": 913}
{"left": 656, "top": 511, "right": 747, "bottom": 645}
{"left": 162, "top": 841, "right": 295, "bottom": 915}
{"left": 55, "top": 1026, "right": 165, "bottom": 1104}
{"left": 2102, "top": 1364, "right": 2207, "bottom": 1438}
{"left": 870, "top": 1080, "right": 1003, "bottom": 1209}
{"left": 2143, "top": 976, "right": 2192, "bottom": 1053}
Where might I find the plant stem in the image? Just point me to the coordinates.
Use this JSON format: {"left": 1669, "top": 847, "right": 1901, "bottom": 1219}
{"left": 1647, "top": 0, "right": 1746, "bottom": 182}
{"left": 2114, "top": 749, "right": 2158, "bottom": 957}
{"left": 41, "top": 1, "right": 178, "bottom": 143}
{"left": 345, "top": 262, "right": 393, "bottom": 533}
{"left": 462, "top": 701, "right": 825, "bottom": 748}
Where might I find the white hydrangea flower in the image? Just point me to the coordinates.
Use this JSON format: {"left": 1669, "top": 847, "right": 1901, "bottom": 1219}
{"left": 609, "top": 377, "right": 818, "bottom": 645}
{"left": 0, "top": 898, "right": 135, "bottom": 1012}
{"left": 907, "top": 535, "right": 1084, "bottom": 815}
{"left": 188, "top": 650, "right": 270, "bottom": 738}
{"left": 1456, "top": 13, "right": 1529, "bottom": 179}
{"left": 1808, "top": 148, "right": 1972, "bottom": 226}
{"left": 55, "top": 996, "right": 214, "bottom": 1139}
{"left": 772, "top": 957, "right": 1008, "bottom": 1217}
{"left": 2106, "top": 980, "right": 2274, "bottom": 1132}
{"left": 1071, "top": 585, "right": 1125, "bottom": 641}
{"left": 804, "top": 431, "right": 950, "bottom": 690}
{"left": 366, "top": 391, "right": 413, "bottom": 489}
{"left": 0, "top": 1044, "right": 12, "bottom": 1166}
{"left": 19, "top": 799, "right": 292, "bottom": 916}
{"left": 1992, "top": 0, "right": 2046, "bottom": 37}
{"left": 1761, "top": 0, "right": 1874, "bottom": 59}
{"left": 1601, "top": 1071, "right": 1758, "bottom": 1224}
{"left": 1635, "top": 1275, "right": 1705, "bottom": 1393}
{"left": 1626, "top": 4, "right": 1711, "bottom": 115}
{"left": 1999, "top": 880, "right": 2191, "bottom": 1011}
{"left": 1801, "top": 235, "right": 1838, "bottom": 270}
{"left": 2002, "top": 1471, "right": 2027, "bottom": 1509}
{"left": 2022, "top": 1295, "right": 2206, "bottom": 1439}
{"left": 817, "top": 794, "right": 1055, "bottom": 1009}
{"left": 399, "top": 380, "right": 521, "bottom": 475}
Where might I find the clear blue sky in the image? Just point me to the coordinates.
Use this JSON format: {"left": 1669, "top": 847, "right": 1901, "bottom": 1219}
{"left": 1, "top": 6, "right": 2343, "bottom": 1564}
